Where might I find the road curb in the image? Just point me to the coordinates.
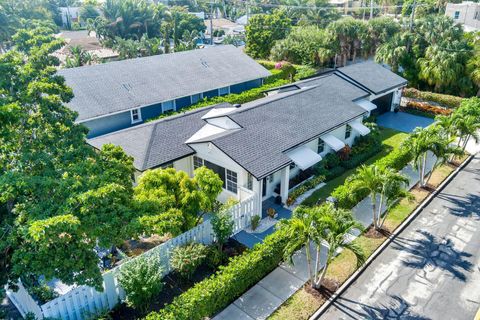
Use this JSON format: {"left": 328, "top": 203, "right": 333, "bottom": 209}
{"left": 309, "top": 154, "right": 475, "bottom": 320}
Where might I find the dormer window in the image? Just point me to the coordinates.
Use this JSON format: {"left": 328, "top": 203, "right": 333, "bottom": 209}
{"left": 131, "top": 108, "right": 142, "bottom": 124}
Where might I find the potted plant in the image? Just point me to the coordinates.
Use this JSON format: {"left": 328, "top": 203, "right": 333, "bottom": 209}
{"left": 267, "top": 208, "right": 277, "bottom": 219}
{"left": 251, "top": 215, "right": 261, "bottom": 231}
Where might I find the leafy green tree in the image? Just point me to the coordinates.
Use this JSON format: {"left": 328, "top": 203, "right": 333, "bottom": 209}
{"left": 0, "top": 26, "right": 137, "bottom": 294}
{"left": 210, "top": 199, "right": 236, "bottom": 252}
{"left": 245, "top": 9, "right": 291, "bottom": 59}
{"left": 270, "top": 25, "right": 330, "bottom": 66}
{"left": 134, "top": 167, "right": 223, "bottom": 232}
{"left": 452, "top": 98, "right": 480, "bottom": 151}
{"left": 118, "top": 255, "right": 164, "bottom": 314}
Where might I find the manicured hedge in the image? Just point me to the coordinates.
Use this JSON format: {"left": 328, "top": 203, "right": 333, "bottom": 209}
{"left": 403, "top": 88, "right": 463, "bottom": 109}
{"left": 332, "top": 146, "right": 413, "bottom": 209}
{"left": 144, "top": 228, "right": 293, "bottom": 320}
{"left": 287, "top": 175, "right": 325, "bottom": 205}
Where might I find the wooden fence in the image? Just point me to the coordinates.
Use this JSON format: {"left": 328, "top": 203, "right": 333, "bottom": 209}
{"left": 7, "top": 192, "right": 259, "bottom": 320}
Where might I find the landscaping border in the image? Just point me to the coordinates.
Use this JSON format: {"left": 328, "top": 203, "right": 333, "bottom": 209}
{"left": 309, "top": 154, "right": 474, "bottom": 320}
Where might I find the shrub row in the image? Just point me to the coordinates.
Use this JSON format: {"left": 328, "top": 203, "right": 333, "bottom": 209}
{"left": 287, "top": 175, "right": 325, "bottom": 206}
{"left": 144, "top": 228, "right": 292, "bottom": 320}
{"left": 402, "top": 88, "right": 463, "bottom": 109}
{"left": 332, "top": 146, "right": 413, "bottom": 209}
{"left": 402, "top": 101, "right": 452, "bottom": 117}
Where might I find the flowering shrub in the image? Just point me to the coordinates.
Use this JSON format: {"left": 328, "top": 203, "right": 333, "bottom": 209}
{"left": 403, "top": 88, "right": 462, "bottom": 109}
{"left": 402, "top": 101, "right": 452, "bottom": 117}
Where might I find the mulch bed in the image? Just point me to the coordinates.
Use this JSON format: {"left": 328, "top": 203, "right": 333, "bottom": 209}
{"left": 364, "top": 226, "right": 390, "bottom": 238}
{"left": 304, "top": 278, "right": 340, "bottom": 300}
{"left": 110, "top": 239, "right": 246, "bottom": 319}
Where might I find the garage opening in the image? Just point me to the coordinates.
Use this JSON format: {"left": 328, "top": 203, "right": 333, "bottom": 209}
{"left": 371, "top": 92, "right": 393, "bottom": 115}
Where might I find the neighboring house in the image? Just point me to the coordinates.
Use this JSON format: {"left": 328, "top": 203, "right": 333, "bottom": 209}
{"left": 88, "top": 61, "right": 407, "bottom": 214}
{"left": 445, "top": 1, "right": 480, "bottom": 31}
{"left": 53, "top": 30, "right": 119, "bottom": 65}
{"left": 59, "top": 46, "right": 271, "bottom": 138}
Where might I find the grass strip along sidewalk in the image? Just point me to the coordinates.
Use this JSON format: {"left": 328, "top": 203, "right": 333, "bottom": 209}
{"left": 269, "top": 156, "right": 469, "bottom": 320}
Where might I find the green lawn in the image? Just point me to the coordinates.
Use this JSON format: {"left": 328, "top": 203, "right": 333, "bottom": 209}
{"left": 301, "top": 127, "right": 409, "bottom": 206}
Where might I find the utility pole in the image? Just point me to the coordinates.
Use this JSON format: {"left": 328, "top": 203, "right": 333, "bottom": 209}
{"left": 369, "top": 0, "right": 374, "bottom": 19}
{"left": 409, "top": 0, "right": 417, "bottom": 31}
{"left": 210, "top": 2, "right": 214, "bottom": 45}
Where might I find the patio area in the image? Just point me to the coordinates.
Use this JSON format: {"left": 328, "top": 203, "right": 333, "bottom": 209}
{"left": 376, "top": 111, "right": 434, "bottom": 133}
{"left": 232, "top": 198, "right": 292, "bottom": 249}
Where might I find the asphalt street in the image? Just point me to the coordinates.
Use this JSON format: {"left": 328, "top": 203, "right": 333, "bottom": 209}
{"left": 319, "top": 154, "right": 480, "bottom": 320}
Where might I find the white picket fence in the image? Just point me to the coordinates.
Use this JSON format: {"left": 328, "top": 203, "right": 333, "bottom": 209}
{"left": 7, "top": 191, "right": 259, "bottom": 320}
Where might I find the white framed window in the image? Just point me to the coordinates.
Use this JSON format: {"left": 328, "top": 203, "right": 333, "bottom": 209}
{"left": 268, "top": 174, "right": 274, "bottom": 183}
{"left": 193, "top": 156, "right": 204, "bottom": 170}
{"left": 161, "top": 162, "right": 174, "bottom": 169}
{"left": 226, "top": 169, "right": 238, "bottom": 193}
{"left": 218, "top": 86, "right": 230, "bottom": 96}
{"left": 454, "top": 11, "right": 460, "bottom": 19}
{"left": 289, "top": 162, "right": 296, "bottom": 170}
{"left": 162, "top": 100, "right": 175, "bottom": 112}
{"left": 345, "top": 124, "right": 352, "bottom": 139}
{"left": 246, "top": 173, "right": 253, "bottom": 190}
{"left": 317, "top": 139, "right": 325, "bottom": 154}
{"left": 131, "top": 108, "right": 142, "bottom": 124}
{"left": 191, "top": 93, "right": 203, "bottom": 104}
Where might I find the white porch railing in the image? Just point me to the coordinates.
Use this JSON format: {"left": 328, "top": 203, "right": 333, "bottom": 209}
{"left": 6, "top": 192, "right": 259, "bottom": 320}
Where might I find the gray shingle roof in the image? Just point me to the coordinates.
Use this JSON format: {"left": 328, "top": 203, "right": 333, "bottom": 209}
{"left": 211, "top": 74, "right": 368, "bottom": 178}
{"left": 88, "top": 104, "right": 232, "bottom": 171}
{"left": 87, "top": 63, "right": 405, "bottom": 177}
{"left": 58, "top": 45, "right": 270, "bottom": 122}
{"left": 337, "top": 61, "right": 407, "bottom": 95}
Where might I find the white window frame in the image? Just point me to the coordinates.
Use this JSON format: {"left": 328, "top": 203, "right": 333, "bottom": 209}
{"left": 246, "top": 173, "right": 253, "bottom": 190}
{"left": 161, "top": 100, "right": 176, "bottom": 113}
{"left": 193, "top": 155, "right": 204, "bottom": 170}
{"left": 317, "top": 139, "right": 325, "bottom": 154}
{"left": 130, "top": 108, "right": 142, "bottom": 124}
{"left": 345, "top": 124, "right": 352, "bottom": 139}
{"left": 454, "top": 11, "right": 460, "bottom": 19}
{"left": 218, "top": 86, "right": 230, "bottom": 96}
{"left": 226, "top": 169, "right": 238, "bottom": 194}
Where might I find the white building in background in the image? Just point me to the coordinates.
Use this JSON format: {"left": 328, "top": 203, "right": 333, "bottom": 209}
{"left": 445, "top": 1, "right": 480, "bottom": 31}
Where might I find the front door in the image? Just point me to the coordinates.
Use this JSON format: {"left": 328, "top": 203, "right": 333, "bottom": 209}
{"left": 262, "top": 178, "right": 267, "bottom": 197}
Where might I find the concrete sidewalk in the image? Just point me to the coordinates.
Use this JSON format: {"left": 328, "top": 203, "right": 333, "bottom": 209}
{"left": 214, "top": 154, "right": 437, "bottom": 319}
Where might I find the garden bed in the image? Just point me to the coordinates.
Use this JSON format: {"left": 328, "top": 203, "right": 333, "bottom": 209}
{"left": 109, "top": 239, "right": 246, "bottom": 319}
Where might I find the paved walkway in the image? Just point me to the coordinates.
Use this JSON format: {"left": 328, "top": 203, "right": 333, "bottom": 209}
{"left": 320, "top": 155, "right": 480, "bottom": 320}
{"left": 377, "top": 112, "right": 434, "bottom": 133}
{"left": 214, "top": 154, "right": 437, "bottom": 320}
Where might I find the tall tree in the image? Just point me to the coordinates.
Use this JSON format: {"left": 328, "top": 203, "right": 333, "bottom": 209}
{"left": 0, "top": 26, "right": 136, "bottom": 294}
{"left": 245, "top": 9, "right": 291, "bottom": 59}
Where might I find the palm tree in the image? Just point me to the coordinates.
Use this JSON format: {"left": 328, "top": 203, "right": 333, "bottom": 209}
{"left": 404, "top": 126, "right": 462, "bottom": 188}
{"left": 279, "top": 206, "right": 324, "bottom": 289}
{"left": 349, "top": 165, "right": 409, "bottom": 230}
{"left": 350, "top": 165, "right": 383, "bottom": 228}
{"left": 315, "top": 205, "right": 365, "bottom": 288}
{"left": 452, "top": 112, "right": 480, "bottom": 152}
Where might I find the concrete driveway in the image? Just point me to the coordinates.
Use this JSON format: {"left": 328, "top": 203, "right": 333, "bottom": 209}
{"left": 319, "top": 155, "right": 480, "bottom": 320}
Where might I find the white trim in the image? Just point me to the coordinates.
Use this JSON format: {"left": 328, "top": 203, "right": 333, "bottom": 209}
{"left": 349, "top": 121, "right": 370, "bottom": 136}
{"left": 286, "top": 146, "right": 323, "bottom": 170}
{"left": 161, "top": 100, "right": 176, "bottom": 113}
{"left": 321, "top": 134, "right": 345, "bottom": 151}
{"left": 130, "top": 108, "right": 142, "bottom": 124}
{"left": 355, "top": 99, "right": 377, "bottom": 112}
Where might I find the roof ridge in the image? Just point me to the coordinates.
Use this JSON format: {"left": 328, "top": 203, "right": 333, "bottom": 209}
{"left": 142, "top": 124, "right": 159, "bottom": 170}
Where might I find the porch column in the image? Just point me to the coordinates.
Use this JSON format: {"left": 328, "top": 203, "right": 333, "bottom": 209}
{"left": 280, "top": 166, "right": 290, "bottom": 205}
